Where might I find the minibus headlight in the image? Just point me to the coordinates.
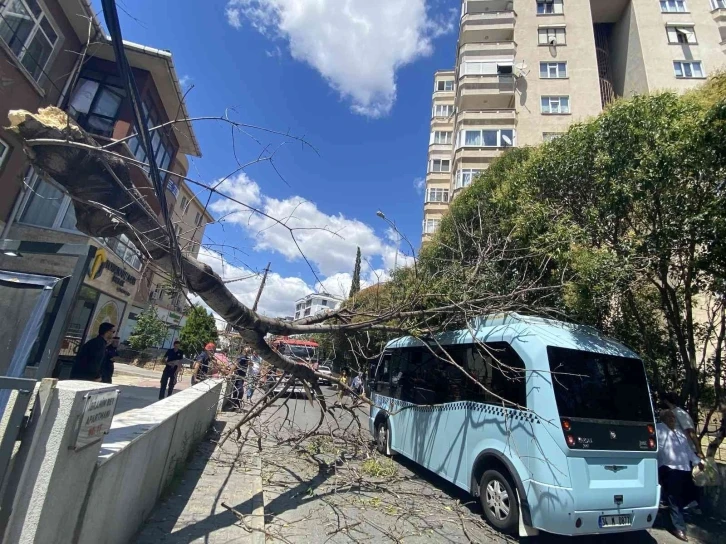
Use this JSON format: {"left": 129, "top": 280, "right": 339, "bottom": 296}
{"left": 648, "top": 437, "right": 656, "bottom": 449}
{"left": 561, "top": 419, "right": 572, "bottom": 432}
{"left": 647, "top": 424, "right": 655, "bottom": 435}
{"left": 566, "top": 434, "right": 577, "bottom": 448}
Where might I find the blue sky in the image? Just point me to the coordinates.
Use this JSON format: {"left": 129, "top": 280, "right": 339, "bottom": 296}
{"left": 96, "top": 0, "right": 459, "bottom": 317}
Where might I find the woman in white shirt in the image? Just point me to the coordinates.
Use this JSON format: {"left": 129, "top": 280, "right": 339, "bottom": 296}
{"left": 657, "top": 410, "right": 704, "bottom": 542}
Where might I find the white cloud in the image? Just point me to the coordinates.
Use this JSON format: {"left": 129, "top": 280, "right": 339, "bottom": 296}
{"left": 211, "top": 174, "right": 411, "bottom": 278}
{"left": 197, "top": 247, "right": 311, "bottom": 317}
{"left": 179, "top": 74, "right": 192, "bottom": 88}
{"left": 225, "top": 0, "right": 454, "bottom": 117}
{"left": 413, "top": 176, "right": 425, "bottom": 195}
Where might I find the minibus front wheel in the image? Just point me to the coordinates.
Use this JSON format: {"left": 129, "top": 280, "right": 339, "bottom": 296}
{"left": 480, "top": 469, "right": 519, "bottom": 534}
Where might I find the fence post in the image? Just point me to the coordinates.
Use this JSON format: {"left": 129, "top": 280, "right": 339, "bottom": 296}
{"left": 3, "top": 381, "right": 116, "bottom": 544}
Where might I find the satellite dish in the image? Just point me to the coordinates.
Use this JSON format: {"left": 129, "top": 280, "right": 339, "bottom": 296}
{"left": 549, "top": 38, "right": 558, "bottom": 46}
{"left": 515, "top": 61, "right": 529, "bottom": 78}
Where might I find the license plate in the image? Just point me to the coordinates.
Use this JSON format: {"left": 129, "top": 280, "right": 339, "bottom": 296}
{"left": 599, "top": 515, "right": 632, "bottom": 528}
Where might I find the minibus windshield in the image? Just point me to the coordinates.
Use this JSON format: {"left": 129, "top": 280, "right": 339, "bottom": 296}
{"left": 548, "top": 346, "right": 654, "bottom": 423}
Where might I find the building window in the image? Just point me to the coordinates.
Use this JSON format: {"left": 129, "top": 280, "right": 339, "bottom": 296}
{"left": 541, "top": 96, "right": 570, "bottom": 114}
{"left": 127, "top": 99, "right": 174, "bottom": 176}
{"left": 0, "top": 138, "right": 9, "bottom": 168}
{"left": 674, "top": 61, "right": 704, "bottom": 78}
{"left": 19, "top": 171, "right": 80, "bottom": 233}
{"left": 433, "top": 104, "right": 454, "bottom": 118}
{"left": 0, "top": 0, "right": 60, "bottom": 83}
{"left": 712, "top": 0, "right": 726, "bottom": 9}
{"left": 430, "top": 159, "right": 450, "bottom": 173}
{"left": 461, "top": 61, "right": 514, "bottom": 76}
{"left": 458, "top": 129, "right": 515, "bottom": 148}
{"left": 455, "top": 169, "right": 483, "bottom": 189}
{"left": 427, "top": 188, "right": 449, "bottom": 203}
{"left": 537, "top": 0, "right": 564, "bottom": 15}
{"left": 543, "top": 132, "right": 564, "bottom": 142}
{"left": 540, "top": 62, "right": 567, "bottom": 78}
{"left": 179, "top": 196, "right": 189, "bottom": 212}
{"left": 431, "top": 131, "right": 452, "bottom": 145}
{"left": 424, "top": 218, "right": 441, "bottom": 234}
{"left": 660, "top": 0, "right": 687, "bottom": 12}
{"left": 667, "top": 25, "right": 697, "bottom": 44}
{"left": 436, "top": 80, "right": 454, "bottom": 92}
{"left": 321, "top": 299, "right": 328, "bottom": 307}
{"left": 538, "top": 27, "right": 566, "bottom": 45}
{"left": 194, "top": 212, "right": 202, "bottom": 226}
{"left": 102, "top": 234, "right": 143, "bottom": 271}
{"left": 68, "top": 72, "right": 126, "bottom": 137}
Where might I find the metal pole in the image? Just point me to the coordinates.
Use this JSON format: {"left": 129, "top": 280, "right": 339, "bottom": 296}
{"left": 252, "top": 262, "right": 271, "bottom": 313}
{"left": 393, "top": 220, "right": 398, "bottom": 272}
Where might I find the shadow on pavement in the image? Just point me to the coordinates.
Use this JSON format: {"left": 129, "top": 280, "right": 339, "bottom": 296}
{"left": 392, "top": 454, "right": 661, "bottom": 544}
{"left": 133, "top": 420, "right": 264, "bottom": 543}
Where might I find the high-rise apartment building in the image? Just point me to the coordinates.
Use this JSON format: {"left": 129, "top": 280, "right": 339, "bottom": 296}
{"left": 423, "top": 0, "right": 726, "bottom": 240}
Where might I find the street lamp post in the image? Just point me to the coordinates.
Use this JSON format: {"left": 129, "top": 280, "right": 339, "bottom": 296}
{"left": 376, "top": 210, "right": 399, "bottom": 272}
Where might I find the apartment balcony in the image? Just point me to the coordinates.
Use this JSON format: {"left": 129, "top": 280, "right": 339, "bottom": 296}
{"left": 712, "top": 8, "right": 726, "bottom": 24}
{"left": 453, "top": 147, "right": 507, "bottom": 165}
{"left": 425, "top": 171, "right": 452, "bottom": 184}
{"left": 460, "top": 11, "right": 516, "bottom": 44}
{"left": 429, "top": 143, "right": 453, "bottom": 154}
{"left": 459, "top": 41, "right": 517, "bottom": 59}
{"left": 456, "top": 109, "right": 516, "bottom": 126}
{"left": 457, "top": 74, "right": 516, "bottom": 110}
{"left": 423, "top": 200, "right": 451, "bottom": 213}
{"left": 430, "top": 116, "right": 455, "bottom": 130}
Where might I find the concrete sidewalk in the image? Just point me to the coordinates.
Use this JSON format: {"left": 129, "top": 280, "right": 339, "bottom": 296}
{"left": 134, "top": 413, "right": 265, "bottom": 544}
{"left": 113, "top": 363, "right": 191, "bottom": 415}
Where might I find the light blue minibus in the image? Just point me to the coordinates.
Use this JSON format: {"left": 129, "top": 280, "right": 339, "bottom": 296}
{"left": 368, "top": 314, "right": 659, "bottom": 537}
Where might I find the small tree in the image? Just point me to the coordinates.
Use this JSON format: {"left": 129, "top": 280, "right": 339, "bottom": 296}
{"left": 179, "top": 305, "right": 219, "bottom": 357}
{"left": 349, "top": 246, "right": 362, "bottom": 298}
{"left": 128, "top": 307, "right": 167, "bottom": 351}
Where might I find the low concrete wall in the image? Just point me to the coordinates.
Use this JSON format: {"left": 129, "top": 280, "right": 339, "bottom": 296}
{"left": 75, "top": 379, "right": 223, "bottom": 544}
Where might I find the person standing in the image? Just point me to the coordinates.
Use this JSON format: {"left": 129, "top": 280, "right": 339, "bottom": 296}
{"left": 101, "top": 336, "right": 120, "bottom": 384}
{"left": 661, "top": 392, "right": 704, "bottom": 457}
{"left": 231, "top": 348, "right": 250, "bottom": 408}
{"left": 246, "top": 352, "right": 261, "bottom": 402}
{"left": 657, "top": 409, "right": 704, "bottom": 542}
{"left": 191, "top": 342, "right": 216, "bottom": 385}
{"left": 160, "top": 340, "right": 185, "bottom": 399}
{"left": 71, "top": 323, "right": 116, "bottom": 381}
{"left": 338, "top": 369, "right": 349, "bottom": 402}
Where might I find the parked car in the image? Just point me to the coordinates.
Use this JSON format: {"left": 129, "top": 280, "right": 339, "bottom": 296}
{"left": 317, "top": 365, "right": 332, "bottom": 385}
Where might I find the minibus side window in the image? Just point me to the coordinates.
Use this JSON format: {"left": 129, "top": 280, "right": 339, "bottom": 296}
{"left": 464, "top": 342, "right": 527, "bottom": 409}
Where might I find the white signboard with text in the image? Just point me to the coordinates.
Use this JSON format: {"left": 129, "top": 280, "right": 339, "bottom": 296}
{"left": 73, "top": 389, "right": 119, "bottom": 450}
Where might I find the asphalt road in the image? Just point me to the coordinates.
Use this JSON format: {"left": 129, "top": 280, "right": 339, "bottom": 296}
{"left": 246, "top": 387, "right": 715, "bottom": 544}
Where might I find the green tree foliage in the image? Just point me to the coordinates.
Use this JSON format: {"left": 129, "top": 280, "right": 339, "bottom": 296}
{"left": 413, "top": 74, "right": 726, "bottom": 423}
{"left": 178, "top": 305, "right": 219, "bottom": 357}
{"left": 128, "top": 307, "right": 168, "bottom": 351}
{"left": 349, "top": 247, "right": 362, "bottom": 298}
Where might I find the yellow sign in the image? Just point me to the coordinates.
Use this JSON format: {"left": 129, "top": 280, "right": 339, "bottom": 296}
{"left": 88, "top": 248, "right": 107, "bottom": 280}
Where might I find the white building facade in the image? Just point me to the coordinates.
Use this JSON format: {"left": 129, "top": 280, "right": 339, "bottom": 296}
{"left": 293, "top": 293, "right": 343, "bottom": 321}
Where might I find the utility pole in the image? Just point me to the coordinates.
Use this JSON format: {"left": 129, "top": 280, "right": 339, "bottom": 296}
{"left": 252, "top": 262, "right": 271, "bottom": 312}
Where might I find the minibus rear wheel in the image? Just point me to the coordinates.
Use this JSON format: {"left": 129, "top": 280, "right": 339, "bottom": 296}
{"left": 375, "top": 420, "right": 390, "bottom": 456}
{"left": 480, "top": 469, "right": 519, "bottom": 534}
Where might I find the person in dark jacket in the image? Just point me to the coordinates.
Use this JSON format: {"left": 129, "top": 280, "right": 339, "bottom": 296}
{"left": 71, "top": 323, "right": 116, "bottom": 381}
{"left": 160, "top": 340, "right": 185, "bottom": 399}
{"left": 101, "top": 336, "right": 120, "bottom": 383}
{"left": 191, "top": 343, "right": 216, "bottom": 385}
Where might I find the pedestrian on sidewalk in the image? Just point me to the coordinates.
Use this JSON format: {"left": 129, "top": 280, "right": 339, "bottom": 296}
{"left": 246, "top": 352, "right": 261, "bottom": 402}
{"left": 657, "top": 409, "right": 704, "bottom": 542}
{"left": 160, "top": 340, "right": 185, "bottom": 399}
{"left": 660, "top": 393, "right": 704, "bottom": 457}
{"left": 191, "top": 342, "right": 216, "bottom": 386}
{"left": 231, "top": 348, "right": 250, "bottom": 408}
{"left": 70, "top": 323, "right": 116, "bottom": 381}
{"left": 101, "top": 336, "right": 119, "bottom": 384}
{"left": 338, "top": 369, "right": 349, "bottom": 402}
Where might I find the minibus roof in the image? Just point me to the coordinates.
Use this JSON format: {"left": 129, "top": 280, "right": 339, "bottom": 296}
{"left": 384, "top": 313, "right": 639, "bottom": 359}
